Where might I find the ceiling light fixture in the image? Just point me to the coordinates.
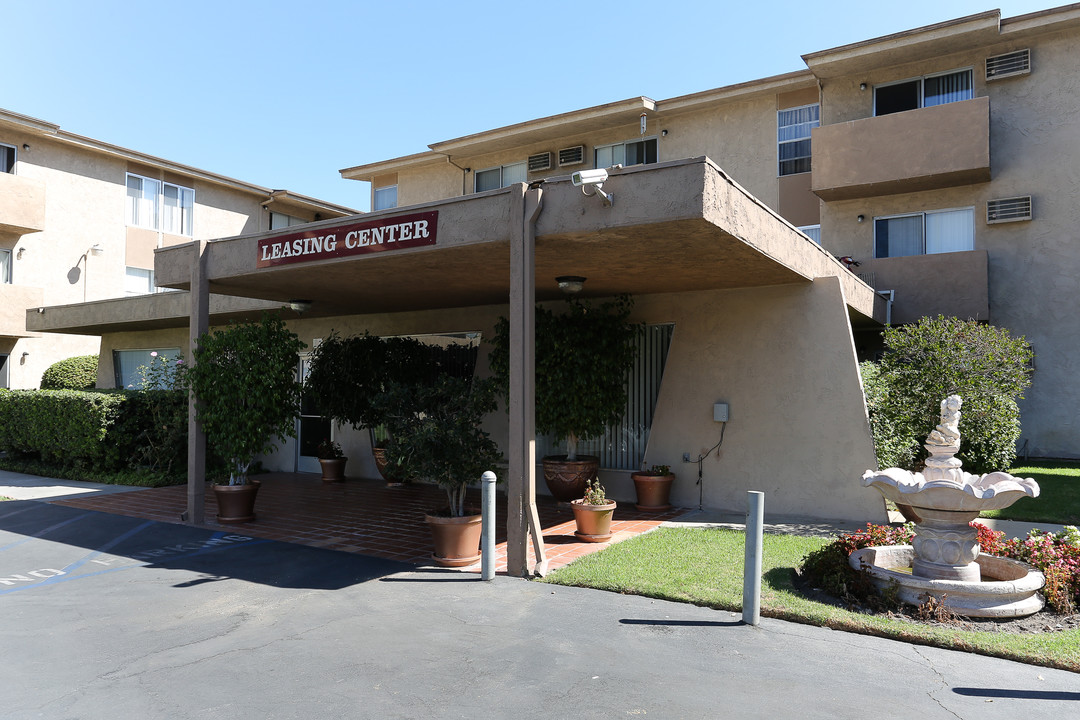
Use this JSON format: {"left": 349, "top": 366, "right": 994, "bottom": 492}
{"left": 556, "top": 276, "right": 586, "bottom": 295}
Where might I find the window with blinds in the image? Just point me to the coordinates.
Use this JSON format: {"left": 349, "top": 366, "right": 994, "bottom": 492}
{"left": 874, "top": 69, "right": 973, "bottom": 116}
{"left": 778, "top": 104, "right": 819, "bottom": 176}
{"left": 537, "top": 323, "right": 674, "bottom": 470}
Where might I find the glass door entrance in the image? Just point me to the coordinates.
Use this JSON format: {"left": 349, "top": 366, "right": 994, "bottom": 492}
{"left": 297, "top": 355, "right": 331, "bottom": 473}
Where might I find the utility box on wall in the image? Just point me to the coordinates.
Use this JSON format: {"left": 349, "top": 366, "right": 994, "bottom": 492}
{"left": 714, "top": 402, "right": 729, "bottom": 422}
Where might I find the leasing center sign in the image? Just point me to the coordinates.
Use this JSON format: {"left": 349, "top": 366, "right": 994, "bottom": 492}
{"left": 256, "top": 210, "right": 438, "bottom": 268}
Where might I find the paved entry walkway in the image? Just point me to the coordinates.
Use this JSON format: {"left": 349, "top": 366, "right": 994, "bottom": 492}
{"left": 48, "top": 472, "right": 684, "bottom": 574}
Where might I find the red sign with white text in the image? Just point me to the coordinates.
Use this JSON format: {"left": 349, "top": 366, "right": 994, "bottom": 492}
{"left": 256, "top": 210, "right": 438, "bottom": 268}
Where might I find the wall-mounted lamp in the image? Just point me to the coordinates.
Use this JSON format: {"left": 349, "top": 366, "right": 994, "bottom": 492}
{"left": 22, "top": 144, "right": 30, "bottom": 151}
{"left": 17, "top": 247, "right": 26, "bottom": 260}
{"left": 661, "top": 129, "right": 669, "bottom": 137}
{"left": 89, "top": 244, "right": 104, "bottom": 256}
{"left": 556, "top": 276, "right": 586, "bottom": 295}
{"left": 857, "top": 214, "right": 865, "bottom": 223}
{"left": 287, "top": 299, "right": 313, "bottom": 314}
{"left": 21, "top": 352, "right": 30, "bottom": 358}
{"left": 859, "top": 83, "right": 867, "bottom": 91}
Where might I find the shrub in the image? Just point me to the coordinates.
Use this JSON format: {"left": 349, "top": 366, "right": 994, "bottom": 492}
{"left": 0, "top": 389, "right": 124, "bottom": 464}
{"left": 40, "top": 355, "right": 98, "bottom": 390}
{"left": 862, "top": 316, "right": 1032, "bottom": 474}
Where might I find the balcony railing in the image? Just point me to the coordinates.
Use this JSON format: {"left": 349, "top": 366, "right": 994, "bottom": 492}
{"left": 811, "top": 97, "right": 991, "bottom": 201}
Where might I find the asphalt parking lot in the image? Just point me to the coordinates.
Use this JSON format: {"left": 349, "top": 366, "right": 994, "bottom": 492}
{"left": 1, "top": 499, "right": 1078, "bottom": 719}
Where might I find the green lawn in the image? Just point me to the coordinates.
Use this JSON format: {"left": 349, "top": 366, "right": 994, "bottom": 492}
{"left": 540, "top": 527, "right": 1080, "bottom": 673}
{"left": 981, "top": 461, "right": 1080, "bottom": 525}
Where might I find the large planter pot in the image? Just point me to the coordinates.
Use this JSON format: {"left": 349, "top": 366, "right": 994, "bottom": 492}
{"left": 571, "top": 499, "right": 617, "bottom": 543}
{"left": 425, "top": 510, "right": 483, "bottom": 567}
{"left": 318, "top": 457, "right": 347, "bottom": 482}
{"left": 213, "top": 480, "right": 260, "bottom": 524}
{"left": 542, "top": 455, "right": 599, "bottom": 503}
{"left": 631, "top": 472, "right": 675, "bottom": 511}
{"left": 373, "top": 447, "right": 408, "bottom": 486}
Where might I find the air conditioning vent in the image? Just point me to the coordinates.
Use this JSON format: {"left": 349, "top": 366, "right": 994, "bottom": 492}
{"left": 527, "top": 152, "right": 552, "bottom": 173}
{"left": 986, "top": 49, "right": 1030, "bottom": 80}
{"left": 558, "top": 145, "right": 585, "bottom": 167}
{"left": 987, "top": 196, "right": 1032, "bottom": 224}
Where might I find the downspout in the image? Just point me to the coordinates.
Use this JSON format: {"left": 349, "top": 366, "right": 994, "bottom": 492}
{"left": 440, "top": 155, "right": 471, "bottom": 197}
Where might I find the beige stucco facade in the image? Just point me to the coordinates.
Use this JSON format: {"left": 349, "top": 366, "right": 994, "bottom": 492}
{"left": 0, "top": 109, "right": 354, "bottom": 390}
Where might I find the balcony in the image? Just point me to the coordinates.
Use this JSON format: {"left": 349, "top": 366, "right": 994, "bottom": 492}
{"left": 0, "top": 284, "right": 44, "bottom": 338}
{"left": 854, "top": 250, "right": 988, "bottom": 325}
{"left": 0, "top": 172, "right": 46, "bottom": 235}
{"left": 811, "top": 97, "right": 990, "bottom": 201}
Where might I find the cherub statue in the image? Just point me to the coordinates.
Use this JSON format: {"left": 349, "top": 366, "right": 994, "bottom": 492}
{"left": 926, "top": 395, "right": 962, "bottom": 449}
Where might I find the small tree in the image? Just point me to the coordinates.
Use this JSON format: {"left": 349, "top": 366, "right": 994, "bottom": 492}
{"left": 40, "top": 355, "right": 98, "bottom": 390}
{"left": 185, "top": 314, "right": 305, "bottom": 485}
{"left": 863, "top": 315, "right": 1032, "bottom": 474}
{"left": 490, "top": 295, "right": 640, "bottom": 460}
{"left": 378, "top": 376, "right": 501, "bottom": 517}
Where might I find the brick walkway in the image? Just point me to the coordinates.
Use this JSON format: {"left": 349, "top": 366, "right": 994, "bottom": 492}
{"left": 53, "top": 472, "right": 684, "bottom": 575}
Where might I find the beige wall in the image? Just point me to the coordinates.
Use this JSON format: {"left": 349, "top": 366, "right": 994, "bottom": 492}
{"left": 0, "top": 122, "right": 297, "bottom": 389}
{"left": 817, "top": 25, "right": 1080, "bottom": 457}
{"left": 98, "top": 280, "right": 886, "bottom": 523}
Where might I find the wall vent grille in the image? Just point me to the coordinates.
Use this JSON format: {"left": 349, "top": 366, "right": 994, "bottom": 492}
{"left": 986, "top": 49, "right": 1030, "bottom": 80}
{"left": 987, "top": 196, "right": 1032, "bottom": 224}
{"left": 527, "top": 152, "right": 552, "bottom": 172}
{"left": 558, "top": 145, "right": 584, "bottom": 167}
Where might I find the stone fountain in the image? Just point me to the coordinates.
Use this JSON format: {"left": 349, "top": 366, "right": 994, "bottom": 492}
{"left": 856, "top": 395, "right": 1045, "bottom": 617}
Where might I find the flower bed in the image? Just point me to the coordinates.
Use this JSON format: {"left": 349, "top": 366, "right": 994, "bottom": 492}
{"left": 802, "top": 522, "right": 1080, "bottom": 614}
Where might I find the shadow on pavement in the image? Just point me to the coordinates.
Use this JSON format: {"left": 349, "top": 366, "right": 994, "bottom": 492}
{"left": 0, "top": 500, "right": 413, "bottom": 593}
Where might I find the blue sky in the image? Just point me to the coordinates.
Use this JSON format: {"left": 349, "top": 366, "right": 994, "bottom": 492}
{"left": 6, "top": 0, "right": 1059, "bottom": 211}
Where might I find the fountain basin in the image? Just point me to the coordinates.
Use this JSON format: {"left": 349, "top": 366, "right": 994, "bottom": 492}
{"left": 850, "top": 545, "right": 1045, "bottom": 618}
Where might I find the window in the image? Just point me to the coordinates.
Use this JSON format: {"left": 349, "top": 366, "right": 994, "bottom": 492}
{"left": 113, "top": 348, "right": 181, "bottom": 389}
{"left": 474, "top": 162, "right": 527, "bottom": 193}
{"left": 124, "top": 267, "right": 154, "bottom": 295}
{"left": 373, "top": 185, "right": 398, "bottom": 211}
{"left": 537, "top": 323, "right": 674, "bottom": 470}
{"left": 1, "top": 143, "right": 15, "bottom": 173}
{"left": 797, "top": 225, "right": 821, "bottom": 244}
{"left": 126, "top": 173, "right": 194, "bottom": 235}
{"left": 270, "top": 212, "right": 307, "bottom": 230}
{"left": 874, "top": 69, "right": 973, "bottom": 116}
{"left": 778, "top": 104, "right": 819, "bottom": 176}
{"left": 874, "top": 208, "right": 974, "bottom": 258}
{"left": 0, "top": 248, "right": 11, "bottom": 283}
{"left": 594, "top": 137, "right": 657, "bottom": 169}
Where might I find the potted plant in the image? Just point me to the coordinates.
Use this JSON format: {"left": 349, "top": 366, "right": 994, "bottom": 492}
{"left": 316, "top": 438, "right": 347, "bottom": 482}
{"left": 185, "top": 313, "right": 305, "bottom": 523}
{"left": 571, "top": 479, "right": 617, "bottom": 542}
{"left": 304, "top": 332, "right": 435, "bottom": 484}
{"left": 490, "top": 295, "right": 640, "bottom": 502}
{"left": 630, "top": 464, "right": 676, "bottom": 511}
{"left": 378, "top": 375, "right": 502, "bottom": 566}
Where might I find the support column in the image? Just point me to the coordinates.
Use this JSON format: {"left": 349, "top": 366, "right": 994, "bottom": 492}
{"left": 186, "top": 240, "right": 209, "bottom": 525}
{"left": 507, "top": 184, "right": 546, "bottom": 577}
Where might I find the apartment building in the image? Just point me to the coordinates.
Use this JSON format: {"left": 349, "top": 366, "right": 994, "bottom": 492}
{"left": 342, "top": 4, "right": 1080, "bottom": 460}
{"left": 23, "top": 5, "right": 1079, "bottom": 546}
{"left": 0, "top": 108, "right": 355, "bottom": 389}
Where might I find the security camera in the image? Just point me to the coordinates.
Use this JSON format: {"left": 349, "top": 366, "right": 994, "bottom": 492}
{"left": 571, "top": 168, "right": 609, "bottom": 186}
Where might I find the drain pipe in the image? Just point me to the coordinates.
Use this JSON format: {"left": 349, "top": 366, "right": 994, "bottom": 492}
{"left": 481, "top": 470, "right": 497, "bottom": 580}
{"left": 877, "top": 289, "right": 895, "bottom": 326}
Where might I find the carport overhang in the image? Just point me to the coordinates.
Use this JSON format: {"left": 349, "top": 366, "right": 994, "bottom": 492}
{"left": 28, "top": 156, "right": 884, "bottom": 577}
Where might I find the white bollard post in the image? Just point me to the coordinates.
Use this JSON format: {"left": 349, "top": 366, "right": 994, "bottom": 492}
{"left": 743, "top": 490, "right": 764, "bottom": 626}
{"left": 481, "top": 471, "right": 498, "bottom": 581}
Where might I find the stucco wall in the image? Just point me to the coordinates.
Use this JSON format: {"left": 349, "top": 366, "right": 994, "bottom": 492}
{"left": 818, "top": 26, "right": 1080, "bottom": 457}
{"left": 99, "top": 279, "right": 886, "bottom": 523}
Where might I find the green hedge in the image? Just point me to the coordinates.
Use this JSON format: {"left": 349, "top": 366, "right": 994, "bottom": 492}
{"left": 0, "top": 389, "right": 123, "bottom": 464}
{"left": 0, "top": 388, "right": 188, "bottom": 476}
{"left": 40, "top": 355, "right": 99, "bottom": 390}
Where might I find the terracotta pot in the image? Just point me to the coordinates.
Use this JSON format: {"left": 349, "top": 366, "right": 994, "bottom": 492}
{"left": 425, "top": 510, "right": 483, "bottom": 567}
{"left": 373, "top": 447, "right": 408, "bottom": 486}
{"left": 213, "top": 480, "right": 260, "bottom": 524}
{"left": 542, "top": 455, "right": 599, "bottom": 502}
{"left": 571, "top": 498, "right": 616, "bottom": 542}
{"left": 318, "top": 457, "right": 347, "bottom": 482}
{"left": 631, "top": 472, "right": 675, "bottom": 511}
